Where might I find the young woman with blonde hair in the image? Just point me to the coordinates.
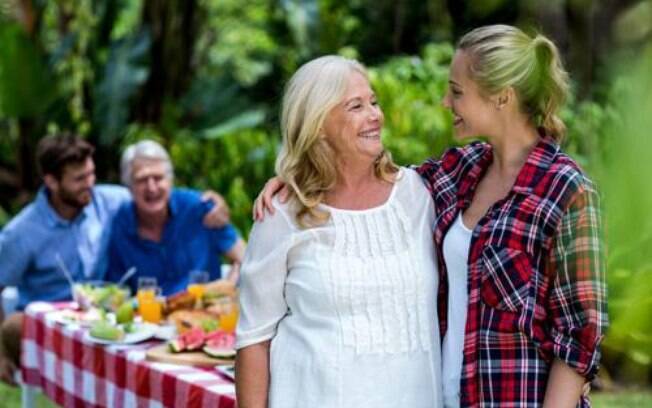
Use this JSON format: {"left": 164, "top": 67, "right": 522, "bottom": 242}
{"left": 235, "top": 55, "right": 443, "bottom": 407}
{"left": 255, "top": 25, "right": 607, "bottom": 407}
{"left": 418, "top": 24, "right": 606, "bottom": 407}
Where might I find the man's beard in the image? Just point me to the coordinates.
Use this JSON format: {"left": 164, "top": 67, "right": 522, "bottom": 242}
{"left": 58, "top": 187, "right": 92, "bottom": 209}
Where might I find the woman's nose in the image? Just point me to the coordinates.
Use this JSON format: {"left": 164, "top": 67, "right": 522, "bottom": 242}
{"left": 442, "top": 92, "right": 452, "bottom": 108}
{"left": 368, "top": 104, "right": 381, "bottom": 121}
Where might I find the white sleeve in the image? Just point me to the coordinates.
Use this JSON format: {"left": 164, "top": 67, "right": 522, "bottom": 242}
{"left": 235, "top": 202, "right": 295, "bottom": 349}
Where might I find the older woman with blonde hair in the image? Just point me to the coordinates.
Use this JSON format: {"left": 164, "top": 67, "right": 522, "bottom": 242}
{"left": 234, "top": 56, "right": 443, "bottom": 407}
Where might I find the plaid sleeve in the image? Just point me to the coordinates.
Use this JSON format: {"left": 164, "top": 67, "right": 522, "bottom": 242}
{"left": 547, "top": 186, "right": 608, "bottom": 379}
{"left": 415, "top": 158, "right": 441, "bottom": 196}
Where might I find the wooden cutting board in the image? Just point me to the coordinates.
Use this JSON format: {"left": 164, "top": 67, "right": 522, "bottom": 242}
{"left": 145, "top": 344, "right": 235, "bottom": 367}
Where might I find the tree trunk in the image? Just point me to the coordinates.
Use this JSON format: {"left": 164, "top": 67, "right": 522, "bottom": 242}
{"left": 134, "top": 0, "right": 201, "bottom": 125}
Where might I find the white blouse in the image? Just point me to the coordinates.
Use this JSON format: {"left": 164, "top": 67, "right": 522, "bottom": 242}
{"left": 236, "top": 168, "right": 442, "bottom": 408}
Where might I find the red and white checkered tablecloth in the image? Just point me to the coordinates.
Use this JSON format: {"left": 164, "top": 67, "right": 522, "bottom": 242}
{"left": 20, "top": 302, "right": 236, "bottom": 408}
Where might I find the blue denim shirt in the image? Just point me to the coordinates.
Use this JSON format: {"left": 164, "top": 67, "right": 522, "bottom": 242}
{"left": 105, "top": 188, "right": 239, "bottom": 296}
{"left": 0, "top": 185, "right": 130, "bottom": 310}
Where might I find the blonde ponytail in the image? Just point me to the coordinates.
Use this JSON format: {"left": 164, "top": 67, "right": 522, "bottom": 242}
{"left": 459, "top": 25, "right": 570, "bottom": 140}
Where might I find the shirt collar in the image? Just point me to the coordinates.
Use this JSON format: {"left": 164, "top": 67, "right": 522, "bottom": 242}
{"left": 35, "top": 186, "right": 91, "bottom": 227}
{"left": 512, "top": 135, "right": 560, "bottom": 194}
{"left": 457, "top": 135, "right": 560, "bottom": 207}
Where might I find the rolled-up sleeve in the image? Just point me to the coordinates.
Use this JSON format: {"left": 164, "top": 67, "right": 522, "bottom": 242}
{"left": 235, "top": 204, "right": 294, "bottom": 350}
{"left": 546, "top": 187, "right": 608, "bottom": 379}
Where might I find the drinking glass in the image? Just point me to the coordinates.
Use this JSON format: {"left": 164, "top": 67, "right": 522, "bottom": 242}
{"left": 137, "top": 277, "right": 161, "bottom": 323}
{"left": 218, "top": 296, "right": 239, "bottom": 333}
{"left": 187, "top": 270, "right": 209, "bottom": 301}
{"left": 139, "top": 291, "right": 162, "bottom": 324}
{"left": 137, "top": 277, "right": 158, "bottom": 297}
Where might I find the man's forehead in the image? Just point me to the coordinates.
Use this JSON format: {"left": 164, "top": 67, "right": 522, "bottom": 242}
{"left": 132, "top": 160, "right": 167, "bottom": 179}
{"left": 61, "top": 158, "right": 94, "bottom": 177}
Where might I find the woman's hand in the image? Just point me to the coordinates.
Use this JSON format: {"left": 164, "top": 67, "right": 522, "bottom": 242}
{"left": 252, "top": 177, "right": 289, "bottom": 221}
{"left": 542, "top": 358, "right": 586, "bottom": 408}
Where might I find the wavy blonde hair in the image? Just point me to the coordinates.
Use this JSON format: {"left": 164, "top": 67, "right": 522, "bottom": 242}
{"left": 276, "top": 55, "right": 398, "bottom": 228}
{"left": 458, "top": 25, "right": 570, "bottom": 140}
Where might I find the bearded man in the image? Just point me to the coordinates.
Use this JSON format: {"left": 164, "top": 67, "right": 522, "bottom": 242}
{"left": 0, "top": 134, "right": 229, "bottom": 385}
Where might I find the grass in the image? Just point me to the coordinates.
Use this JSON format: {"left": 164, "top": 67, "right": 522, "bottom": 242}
{"left": 1, "top": 382, "right": 651, "bottom": 407}
{"left": 592, "top": 390, "right": 652, "bottom": 407}
{"left": 0, "top": 383, "right": 56, "bottom": 407}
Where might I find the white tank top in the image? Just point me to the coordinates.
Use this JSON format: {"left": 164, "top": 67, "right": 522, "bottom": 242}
{"left": 441, "top": 213, "right": 473, "bottom": 408}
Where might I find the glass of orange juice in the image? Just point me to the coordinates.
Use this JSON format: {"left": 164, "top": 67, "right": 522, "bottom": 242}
{"left": 139, "top": 294, "right": 162, "bottom": 324}
{"left": 187, "top": 270, "right": 209, "bottom": 304}
{"left": 137, "top": 277, "right": 161, "bottom": 323}
{"left": 218, "top": 297, "right": 239, "bottom": 333}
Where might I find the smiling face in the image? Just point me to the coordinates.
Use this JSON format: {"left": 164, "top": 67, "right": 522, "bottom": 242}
{"left": 322, "top": 71, "right": 384, "bottom": 165}
{"left": 443, "top": 50, "right": 499, "bottom": 140}
{"left": 130, "top": 158, "right": 172, "bottom": 218}
{"left": 50, "top": 157, "right": 96, "bottom": 208}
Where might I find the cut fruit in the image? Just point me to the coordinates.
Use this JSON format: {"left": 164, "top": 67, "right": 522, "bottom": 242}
{"left": 204, "top": 330, "right": 235, "bottom": 349}
{"left": 168, "top": 339, "right": 185, "bottom": 353}
{"left": 180, "top": 327, "right": 205, "bottom": 351}
{"left": 116, "top": 301, "right": 134, "bottom": 324}
{"left": 89, "top": 321, "right": 124, "bottom": 341}
{"left": 203, "top": 346, "right": 236, "bottom": 359}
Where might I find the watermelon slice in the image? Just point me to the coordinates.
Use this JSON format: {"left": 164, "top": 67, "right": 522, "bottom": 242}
{"left": 204, "top": 330, "right": 235, "bottom": 349}
{"left": 182, "top": 327, "right": 206, "bottom": 351}
{"left": 203, "top": 330, "right": 235, "bottom": 359}
{"left": 168, "top": 339, "right": 185, "bottom": 353}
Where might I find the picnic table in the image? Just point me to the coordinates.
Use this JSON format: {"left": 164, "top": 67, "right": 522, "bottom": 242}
{"left": 20, "top": 302, "right": 236, "bottom": 408}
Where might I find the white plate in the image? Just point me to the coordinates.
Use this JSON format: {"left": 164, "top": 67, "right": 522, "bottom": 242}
{"left": 153, "top": 323, "right": 177, "bottom": 341}
{"left": 46, "top": 309, "right": 104, "bottom": 327}
{"left": 83, "top": 323, "right": 157, "bottom": 345}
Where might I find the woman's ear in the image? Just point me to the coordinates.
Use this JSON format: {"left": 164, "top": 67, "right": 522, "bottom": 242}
{"left": 494, "top": 87, "right": 516, "bottom": 110}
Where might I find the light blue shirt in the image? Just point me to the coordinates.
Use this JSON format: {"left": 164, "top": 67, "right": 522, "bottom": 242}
{"left": 0, "top": 184, "right": 130, "bottom": 310}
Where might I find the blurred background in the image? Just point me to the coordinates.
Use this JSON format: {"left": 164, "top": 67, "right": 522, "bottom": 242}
{"left": 1, "top": 0, "right": 651, "bottom": 405}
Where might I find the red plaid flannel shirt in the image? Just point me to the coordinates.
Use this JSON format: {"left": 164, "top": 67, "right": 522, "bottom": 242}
{"left": 417, "top": 137, "right": 608, "bottom": 407}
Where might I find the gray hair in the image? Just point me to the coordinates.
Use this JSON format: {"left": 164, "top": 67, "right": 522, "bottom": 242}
{"left": 120, "top": 140, "right": 174, "bottom": 186}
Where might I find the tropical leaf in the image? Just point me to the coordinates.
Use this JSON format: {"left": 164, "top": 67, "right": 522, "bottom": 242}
{"left": 0, "top": 22, "right": 56, "bottom": 118}
{"left": 200, "top": 109, "right": 266, "bottom": 140}
{"left": 93, "top": 30, "right": 150, "bottom": 145}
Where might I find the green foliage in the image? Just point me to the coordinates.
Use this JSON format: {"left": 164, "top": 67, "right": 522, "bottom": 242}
{"left": 593, "top": 45, "right": 652, "bottom": 380}
{"left": 47, "top": 0, "right": 98, "bottom": 135}
{"left": 94, "top": 31, "right": 150, "bottom": 145}
{"left": 370, "top": 43, "right": 456, "bottom": 166}
{"left": 197, "top": 0, "right": 280, "bottom": 86}
{"left": 0, "top": 21, "right": 56, "bottom": 117}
